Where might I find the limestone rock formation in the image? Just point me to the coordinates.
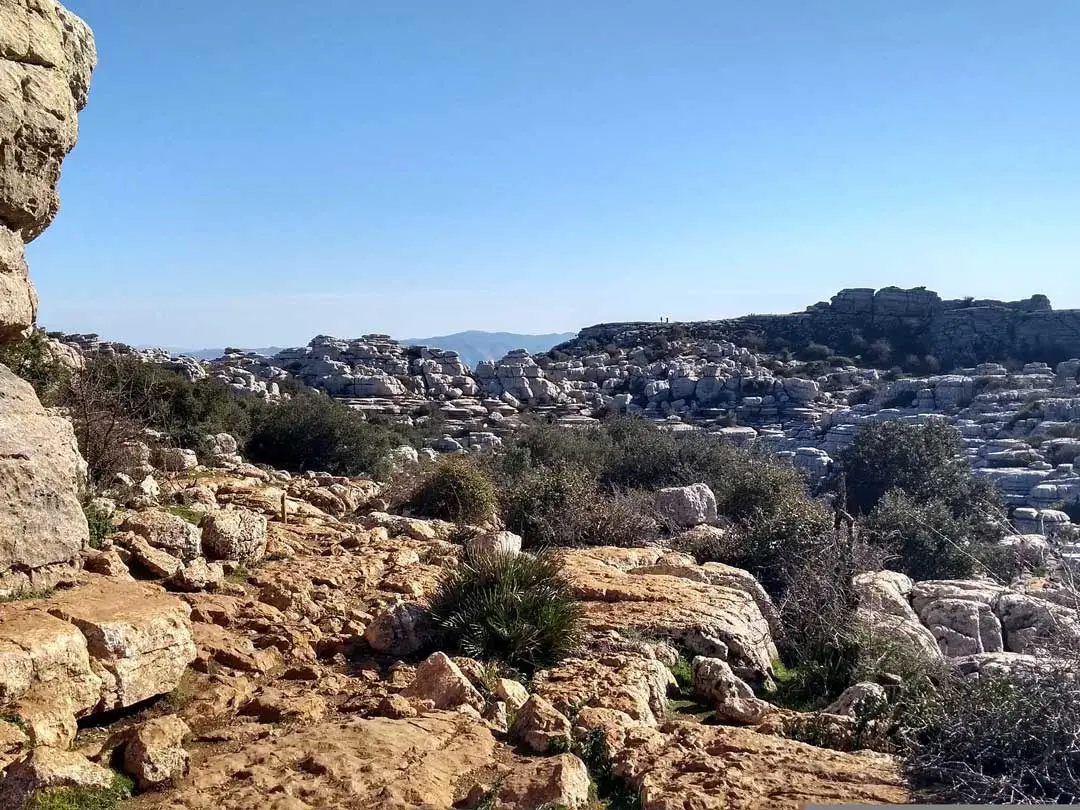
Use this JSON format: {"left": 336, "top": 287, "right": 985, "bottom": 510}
{"left": 0, "top": 0, "right": 96, "bottom": 595}
{"left": 0, "top": 0, "right": 96, "bottom": 338}
{"left": 0, "top": 365, "right": 89, "bottom": 595}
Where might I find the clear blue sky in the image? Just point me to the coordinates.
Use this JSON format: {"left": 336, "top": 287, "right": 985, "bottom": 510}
{"left": 30, "top": 0, "right": 1080, "bottom": 348}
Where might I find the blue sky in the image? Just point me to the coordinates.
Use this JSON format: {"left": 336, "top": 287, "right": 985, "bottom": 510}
{"left": 30, "top": 1, "right": 1080, "bottom": 348}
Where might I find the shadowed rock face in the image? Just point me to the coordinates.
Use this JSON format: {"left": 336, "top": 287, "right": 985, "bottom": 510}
{"left": 0, "top": 0, "right": 95, "bottom": 587}
{"left": 0, "top": 0, "right": 96, "bottom": 339}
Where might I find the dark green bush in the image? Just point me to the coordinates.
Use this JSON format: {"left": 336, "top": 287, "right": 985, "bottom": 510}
{"left": 407, "top": 455, "right": 498, "bottom": 524}
{"left": 863, "top": 338, "right": 893, "bottom": 367}
{"left": 84, "top": 503, "right": 113, "bottom": 550}
{"left": 246, "top": 393, "right": 395, "bottom": 476}
{"left": 0, "top": 329, "right": 68, "bottom": 404}
{"left": 428, "top": 548, "right": 582, "bottom": 672}
{"left": 859, "top": 489, "right": 1015, "bottom": 581}
{"left": 799, "top": 342, "right": 833, "bottom": 361}
{"left": 838, "top": 420, "right": 989, "bottom": 516}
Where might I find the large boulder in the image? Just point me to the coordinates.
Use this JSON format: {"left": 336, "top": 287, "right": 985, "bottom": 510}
{"left": 120, "top": 510, "right": 202, "bottom": 562}
{"left": 0, "top": 0, "right": 96, "bottom": 338}
{"left": 0, "top": 366, "right": 89, "bottom": 595}
{"left": 655, "top": 484, "right": 717, "bottom": 528}
{"left": 201, "top": 509, "right": 267, "bottom": 564}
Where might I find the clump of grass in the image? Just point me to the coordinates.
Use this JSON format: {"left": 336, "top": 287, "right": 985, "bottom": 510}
{"left": 427, "top": 549, "right": 582, "bottom": 673}
{"left": 668, "top": 656, "right": 693, "bottom": 690}
{"left": 26, "top": 774, "right": 133, "bottom": 810}
{"left": 166, "top": 505, "right": 205, "bottom": 526}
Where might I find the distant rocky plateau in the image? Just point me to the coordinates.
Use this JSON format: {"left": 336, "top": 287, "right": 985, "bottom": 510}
{"left": 52, "top": 286, "right": 1080, "bottom": 536}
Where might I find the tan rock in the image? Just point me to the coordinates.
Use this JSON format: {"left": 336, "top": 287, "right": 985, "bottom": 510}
{"left": 690, "top": 656, "right": 775, "bottom": 724}
{"left": 403, "top": 652, "right": 485, "bottom": 711}
{"left": 615, "top": 722, "right": 908, "bottom": 809}
{"left": 510, "top": 694, "right": 572, "bottom": 754}
{"left": 0, "top": 746, "right": 114, "bottom": 810}
{"left": 494, "top": 677, "right": 529, "bottom": 711}
{"left": 0, "top": 606, "right": 101, "bottom": 715}
{"left": 45, "top": 577, "right": 197, "bottom": 710}
{"left": 375, "top": 693, "right": 417, "bottom": 719}
{"left": 201, "top": 509, "right": 267, "bottom": 564}
{"left": 136, "top": 712, "right": 496, "bottom": 810}
{"left": 0, "top": 366, "right": 88, "bottom": 591}
{"left": 533, "top": 654, "right": 672, "bottom": 727}
{"left": 494, "top": 753, "right": 591, "bottom": 810}
{"left": 120, "top": 510, "right": 202, "bottom": 562}
{"left": 564, "top": 548, "right": 778, "bottom": 674}
{"left": 121, "top": 533, "right": 183, "bottom": 578}
{"left": 123, "top": 714, "right": 190, "bottom": 790}
{"left": 0, "top": 0, "right": 96, "bottom": 338}
{"left": 240, "top": 687, "right": 328, "bottom": 725}
{"left": 364, "top": 600, "right": 430, "bottom": 655}
{"left": 0, "top": 717, "right": 27, "bottom": 770}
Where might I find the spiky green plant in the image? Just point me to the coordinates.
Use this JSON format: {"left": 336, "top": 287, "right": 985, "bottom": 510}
{"left": 428, "top": 549, "right": 582, "bottom": 672}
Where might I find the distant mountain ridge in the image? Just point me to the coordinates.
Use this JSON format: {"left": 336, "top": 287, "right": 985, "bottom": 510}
{"left": 402, "top": 331, "right": 576, "bottom": 368}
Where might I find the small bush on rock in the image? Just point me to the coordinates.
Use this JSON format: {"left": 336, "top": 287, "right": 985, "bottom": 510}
{"left": 428, "top": 548, "right": 582, "bottom": 672}
{"left": 84, "top": 503, "right": 113, "bottom": 550}
{"left": 408, "top": 455, "right": 498, "bottom": 524}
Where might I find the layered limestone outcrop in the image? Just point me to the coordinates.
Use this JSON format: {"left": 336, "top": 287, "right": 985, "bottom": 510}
{"left": 0, "top": 0, "right": 96, "bottom": 338}
{"left": 0, "top": 0, "right": 96, "bottom": 589}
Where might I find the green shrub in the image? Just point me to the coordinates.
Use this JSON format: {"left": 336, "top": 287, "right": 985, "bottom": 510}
{"left": 859, "top": 489, "right": 1014, "bottom": 581}
{"left": 837, "top": 420, "right": 988, "bottom": 516}
{"left": 26, "top": 774, "right": 133, "bottom": 810}
{"left": 499, "top": 464, "right": 658, "bottom": 549}
{"left": 246, "top": 393, "right": 395, "bottom": 477}
{"left": 408, "top": 455, "right": 498, "bottom": 524}
{"left": 799, "top": 342, "right": 833, "bottom": 362}
{"left": 903, "top": 668, "right": 1080, "bottom": 803}
{"left": 428, "top": 548, "right": 582, "bottom": 672}
{"left": 863, "top": 338, "right": 893, "bottom": 367}
{"left": 83, "top": 503, "right": 113, "bottom": 550}
{"left": 0, "top": 329, "right": 68, "bottom": 404}
{"left": 847, "top": 385, "right": 876, "bottom": 407}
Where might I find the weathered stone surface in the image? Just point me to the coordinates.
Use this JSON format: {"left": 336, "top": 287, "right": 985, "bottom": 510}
{"left": 565, "top": 548, "right": 777, "bottom": 674}
{"left": 364, "top": 601, "right": 430, "bottom": 655}
{"left": 614, "top": 722, "right": 907, "bottom": 809}
{"left": 0, "top": 365, "right": 88, "bottom": 589}
{"left": 136, "top": 713, "right": 497, "bottom": 810}
{"left": 824, "top": 681, "right": 887, "bottom": 717}
{"left": 0, "top": 606, "right": 100, "bottom": 716}
{"left": 494, "top": 754, "right": 591, "bottom": 810}
{"left": 123, "top": 714, "right": 190, "bottom": 790}
{"left": 0, "top": 0, "right": 96, "bottom": 337}
{"left": 200, "top": 509, "right": 267, "bottom": 564}
{"left": 120, "top": 511, "right": 202, "bottom": 563}
{"left": 510, "top": 694, "right": 572, "bottom": 754}
{"left": 691, "top": 656, "right": 775, "bottom": 724}
{"left": 534, "top": 655, "right": 672, "bottom": 728}
{"left": 402, "top": 651, "right": 485, "bottom": 711}
{"left": 655, "top": 483, "right": 717, "bottom": 528}
{"left": 45, "top": 578, "right": 197, "bottom": 710}
{"left": 464, "top": 530, "right": 522, "bottom": 560}
{"left": 0, "top": 746, "right": 113, "bottom": 809}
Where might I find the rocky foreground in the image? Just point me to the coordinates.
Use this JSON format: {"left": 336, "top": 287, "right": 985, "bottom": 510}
{"left": 3, "top": 443, "right": 1080, "bottom": 807}
{"left": 1, "top": 451, "right": 913, "bottom": 809}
